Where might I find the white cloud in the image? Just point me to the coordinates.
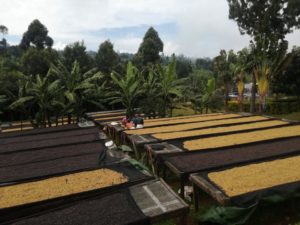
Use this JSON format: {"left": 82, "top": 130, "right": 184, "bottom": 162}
{"left": 1, "top": 0, "right": 299, "bottom": 57}
{"left": 113, "top": 37, "right": 142, "bottom": 53}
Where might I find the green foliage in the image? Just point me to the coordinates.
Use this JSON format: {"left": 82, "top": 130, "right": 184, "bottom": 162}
{"left": 49, "top": 60, "right": 104, "bottom": 121}
{"left": 175, "top": 55, "right": 193, "bottom": 78}
{"left": 63, "top": 41, "right": 93, "bottom": 73}
{"left": 271, "top": 48, "right": 300, "bottom": 96}
{"left": 156, "top": 56, "right": 182, "bottom": 117}
{"left": 134, "top": 27, "right": 163, "bottom": 67}
{"left": 95, "top": 40, "right": 120, "bottom": 77}
{"left": 182, "top": 69, "right": 212, "bottom": 113}
{"left": 202, "top": 78, "right": 214, "bottom": 112}
{"left": 21, "top": 47, "right": 57, "bottom": 76}
{"left": 110, "top": 61, "right": 142, "bottom": 117}
{"left": 20, "top": 19, "right": 53, "bottom": 50}
{"left": 10, "top": 74, "right": 62, "bottom": 127}
{"left": 195, "top": 57, "right": 212, "bottom": 70}
{"left": 213, "top": 49, "right": 237, "bottom": 111}
{"left": 227, "top": 0, "right": 300, "bottom": 60}
{"left": 139, "top": 68, "right": 162, "bottom": 117}
{"left": 228, "top": 0, "right": 300, "bottom": 113}
{"left": 0, "top": 95, "right": 7, "bottom": 114}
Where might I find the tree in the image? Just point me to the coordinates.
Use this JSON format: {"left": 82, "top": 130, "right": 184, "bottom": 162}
{"left": 20, "top": 19, "right": 53, "bottom": 50}
{"left": 8, "top": 75, "right": 33, "bottom": 128}
{"left": 272, "top": 49, "right": 300, "bottom": 97}
{"left": 95, "top": 40, "right": 120, "bottom": 77}
{"left": 0, "top": 25, "right": 8, "bottom": 51}
{"left": 110, "top": 62, "right": 142, "bottom": 117}
{"left": 227, "top": 0, "right": 300, "bottom": 112}
{"left": 175, "top": 55, "right": 193, "bottom": 78}
{"left": 11, "top": 74, "right": 62, "bottom": 127}
{"left": 202, "top": 78, "right": 223, "bottom": 114}
{"left": 183, "top": 71, "right": 208, "bottom": 114}
{"left": 234, "top": 67, "right": 245, "bottom": 112}
{"left": 156, "top": 56, "right": 182, "bottom": 117}
{"left": 213, "top": 50, "right": 237, "bottom": 112}
{"left": 134, "top": 27, "right": 163, "bottom": 67}
{"left": 139, "top": 67, "right": 161, "bottom": 118}
{"left": 254, "top": 59, "right": 271, "bottom": 114}
{"left": 49, "top": 60, "right": 103, "bottom": 122}
{"left": 63, "top": 41, "right": 92, "bottom": 73}
{"left": 195, "top": 57, "right": 212, "bottom": 70}
{"left": 21, "top": 47, "right": 57, "bottom": 76}
{"left": 0, "top": 25, "right": 8, "bottom": 39}
{"left": 228, "top": 0, "right": 300, "bottom": 56}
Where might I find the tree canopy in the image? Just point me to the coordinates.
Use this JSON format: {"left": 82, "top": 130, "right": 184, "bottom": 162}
{"left": 95, "top": 40, "right": 120, "bottom": 76}
{"left": 63, "top": 41, "right": 93, "bottom": 73}
{"left": 134, "top": 27, "right": 163, "bottom": 67}
{"left": 227, "top": 0, "right": 300, "bottom": 59}
{"left": 20, "top": 19, "right": 53, "bottom": 50}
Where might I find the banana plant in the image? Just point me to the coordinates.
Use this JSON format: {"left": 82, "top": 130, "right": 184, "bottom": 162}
{"left": 231, "top": 63, "right": 246, "bottom": 112}
{"left": 140, "top": 68, "right": 161, "bottom": 118}
{"left": 110, "top": 61, "right": 142, "bottom": 117}
{"left": 202, "top": 78, "right": 216, "bottom": 114}
{"left": 156, "top": 56, "right": 182, "bottom": 117}
{"left": 49, "top": 60, "right": 103, "bottom": 122}
{"left": 254, "top": 59, "right": 271, "bottom": 114}
{"left": 9, "top": 73, "right": 62, "bottom": 127}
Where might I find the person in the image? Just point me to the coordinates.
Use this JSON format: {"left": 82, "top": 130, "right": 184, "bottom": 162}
{"left": 121, "top": 115, "right": 129, "bottom": 127}
{"left": 121, "top": 115, "right": 134, "bottom": 129}
{"left": 132, "top": 114, "right": 144, "bottom": 129}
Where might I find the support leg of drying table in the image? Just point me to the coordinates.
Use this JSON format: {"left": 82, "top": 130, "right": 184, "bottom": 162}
{"left": 180, "top": 179, "right": 185, "bottom": 199}
{"left": 193, "top": 183, "right": 199, "bottom": 211}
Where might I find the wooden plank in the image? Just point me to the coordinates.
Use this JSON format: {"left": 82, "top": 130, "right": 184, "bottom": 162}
{"left": 189, "top": 173, "right": 231, "bottom": 206}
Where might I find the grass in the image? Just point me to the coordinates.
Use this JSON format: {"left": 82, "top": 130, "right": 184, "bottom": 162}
{"left": 269, "top": 111, "right": 300, "bottom": 121}
{"left": 171, "top": 104, "right": 197, "bottom": 117}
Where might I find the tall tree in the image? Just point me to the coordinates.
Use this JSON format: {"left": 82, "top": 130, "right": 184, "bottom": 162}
{"left": 195, "top": 57, "right": 212, "bottom": 70}
{"left": 183, "top": 71, "right": 208, "bottom": 114}
{"left": 134, "top": 27, "right": 163, "bottom": 68}
{"left": 0, "top": 25, "right": 8, "bottom": 39}
{"left": 20, "top": 19, "right": 53, "bottom": 50}
{"left": 272, "top": 49, "right": 300, "bottom": 97}
{"left": 227, "top": 0, "right": 300, "bottom": 112}
{"left": 95, "top": 40, "right": 120, "bottom": 77}
{"left": 175, "top": 55, "right": 193, "bottom": 78}
{"left": 213, "top": 50, "right": 237, "bottom": 112}
{"left": 63, "top": 41, "right": 92, "bottom": 73}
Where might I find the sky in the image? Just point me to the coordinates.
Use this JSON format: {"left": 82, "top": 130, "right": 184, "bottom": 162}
{"left": 1, "top": 0, "right": 300, "bottom": 58}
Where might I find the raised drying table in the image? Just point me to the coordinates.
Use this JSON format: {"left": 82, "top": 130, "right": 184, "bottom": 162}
{"left": 190, "top": 154, "right": 300, "bottom": 210}
{"left": 6, "top": 179, "right": 188, "bottom": 225}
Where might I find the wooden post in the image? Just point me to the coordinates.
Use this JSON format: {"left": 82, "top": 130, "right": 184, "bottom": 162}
{"left": 180, "top": 179, "right": 185, "bottom": 199}
{"left": 193, "top": 183, "right": 199, "bottom": 211}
